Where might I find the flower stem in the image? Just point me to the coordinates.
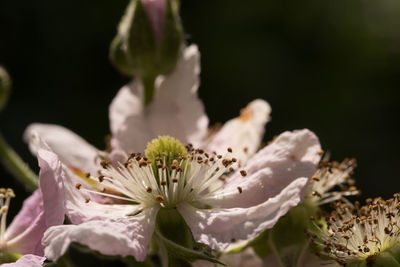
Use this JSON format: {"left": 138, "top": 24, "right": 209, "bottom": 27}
{"left": 0, "top": 131, "right": 38, "bottom": 191}
{"left": 142, "top": 74, "right": 156, "bottom": 106}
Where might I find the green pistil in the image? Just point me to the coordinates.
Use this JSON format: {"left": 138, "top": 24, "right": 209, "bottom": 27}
{"left": 145, "top": 135, "right": 188, "bottom": 165}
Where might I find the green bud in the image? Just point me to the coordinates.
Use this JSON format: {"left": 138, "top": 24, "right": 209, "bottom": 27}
{"left": 0, "top": 66, "right": 11, "bottom": 111}
{"left": 110, "top": 0, "right": 183, "bottom": 78}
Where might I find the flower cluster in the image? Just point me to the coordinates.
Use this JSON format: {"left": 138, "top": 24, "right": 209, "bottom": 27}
{"left": 0, "top": 1, "right": 397, "bottom": 266}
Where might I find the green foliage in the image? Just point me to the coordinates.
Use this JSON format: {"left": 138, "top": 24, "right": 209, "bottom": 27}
{"left": 51, "top": 243, "right": 154, "bottom": 267}
{"left": 0, "top": 251, "right": 22, "bottom": 264}
{"left": 251, "top": 201, "right": 318, "bottom": 267}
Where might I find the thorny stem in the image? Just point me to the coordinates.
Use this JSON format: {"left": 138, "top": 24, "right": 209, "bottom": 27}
{"left": 0, "top": 132, "right": 38, "bottom": 191}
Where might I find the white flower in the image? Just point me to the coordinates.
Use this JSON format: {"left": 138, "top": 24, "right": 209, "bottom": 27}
{"left": 24, "top": 45, "right": 321, "bottom": 262}
{"left": 37, "top": 130, "right": 321, "bottom": 262}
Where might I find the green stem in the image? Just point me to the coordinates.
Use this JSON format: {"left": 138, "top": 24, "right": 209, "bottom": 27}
{"left": 0, "top": 131, "right": 38, "bottom": 191}
{"left": 142, "top": 74, "right": 156, "bottom": 106}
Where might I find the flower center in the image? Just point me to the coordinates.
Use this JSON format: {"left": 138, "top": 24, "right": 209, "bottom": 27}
{"left": 309, "top": 194, "right": 400, "bottom": 265}
{"left": 76, "top": 136, "right": 243, "bottom": 209}
{"left": 0, "top": 188, "right": 15, "bottom": 245}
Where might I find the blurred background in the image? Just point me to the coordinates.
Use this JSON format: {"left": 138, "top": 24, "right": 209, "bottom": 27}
{"left": 1, "top": 0, "right": 400, "bottom": 218}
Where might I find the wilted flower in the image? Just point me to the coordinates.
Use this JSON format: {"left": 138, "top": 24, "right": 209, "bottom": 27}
{"left": 0, "top": 150, "right": 64, "bottom": 264}
{"left": 306, "top": 158, "right": 359, "bottom": 206}
{"left": 309, "top": 194, "right": 400, "bottom": 266}
{"left": 39, "top": 130, "right": 321, "bottom": 262}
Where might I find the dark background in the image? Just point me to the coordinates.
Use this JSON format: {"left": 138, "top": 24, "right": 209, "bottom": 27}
{"left": 1, "top": 0, "right": 400, "bottom": 219}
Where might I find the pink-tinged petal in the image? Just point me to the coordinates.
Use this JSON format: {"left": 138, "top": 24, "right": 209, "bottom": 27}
{"left": 4, "top": 190, "right": 43, "bottom": 243}
{"left": 0, "top": 254, "right": 45, "bottom": 267}
{"left": 207, "top": 99, "right": 271, "bottom": 165}
{"left": 43, "top": 206, "right": 159, "bottom": 262}
{"left": 142, "top": 0, "right": 166, "bottom": 44}
{"left": 5, "top": 208, "right": 46, "bottom": 256}
{"left": 110, "top": 45, "right": 209, "bottom": 153}
{"left": 178, "top": 178, "right": 308, "bottom": 250}
{"left": 202, "top": 129, "right": 321, "bottom": 208}
{"left": 5, "top": 149, "right": 66, "bottom": 256}
{"left": 37, "top": 149, "right": 66, "bottom": 229}
{"left": 24, "top": 123, "right": 101, "bottom": 174}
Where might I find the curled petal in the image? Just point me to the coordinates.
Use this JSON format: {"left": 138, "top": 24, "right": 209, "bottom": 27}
{"left": 37, "top": 149, "right": 66, "bottom": 230}
{"left": 43, "top": 207, "right": 159, "bottom": 262}
{"left": 24, "top": 123, "right": 101, "bottom": 174}
{"left": 110, "top": 45, "right": 208, "bottom": 153}
{"left": 178, "top": 178, "right": 308, "bottom": 250}
{"left": 203, "top": 129, "right": 321, "bottom": 208}
{"left": 5, "top": 150, "right": 65, "bottom": 255}
{"left": 207, "top": 99, "right": 271, "bottom": 165}
{"left": 0, "top": 254, "right": 45, "bottom": 267}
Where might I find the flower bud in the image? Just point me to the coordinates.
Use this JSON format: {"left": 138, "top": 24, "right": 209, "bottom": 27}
{"left": 0, "top": 66, "right": 11, "bottom": 112}
{"left": 110, "top": 0, "right": 183, "bottom": 78}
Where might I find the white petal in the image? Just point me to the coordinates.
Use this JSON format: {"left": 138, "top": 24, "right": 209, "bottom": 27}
{"left": 207, "top": 99, "right": 271, "bottom": 165}
{"left": 203, "top": 129, "right": 321, "bottom": 208}
{"left": 110, "top": 45, "right": 209, "bottom": 153}
{"left": 24, "top": 123, "right": 101, "bottom": 174}
{"left": 178, "top": 178, "right": 308, "bottom": 250}
{"left": 43, "top": 206, "right": 159, "bottom": 262}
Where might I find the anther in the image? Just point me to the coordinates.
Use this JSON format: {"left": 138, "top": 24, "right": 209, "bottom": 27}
{"left": 240, "top": 170, "right": 247, "bottom": 177}
{"left": 98, "top": 175, "right": 104, "bottom": 182}
{"left": 172, "top": 177, "right": 178, "bottom": 183}
{"left": 75, "top": 183, "right": 82, "bottom": 190}
{"left": 227, "top": 147, "right": 233, "bottom": 153}
{"left": 237, "top": 186, "right": 243, "bottom": 194}
{"left": 156, "top": 195, "right": 164, "bottom": 203}
{"left": 146, "top": 187, "right": 152, "bottom": 193}
{"left": 161, "top": 179, "right": 167, "bottom": 186}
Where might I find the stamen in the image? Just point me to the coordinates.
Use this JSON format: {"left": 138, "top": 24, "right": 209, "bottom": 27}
{"left": 0, "top": 188, "right": 15, "bottom": 244}
{"left": 308, "top": 194, "right": 400, "bottom": 265}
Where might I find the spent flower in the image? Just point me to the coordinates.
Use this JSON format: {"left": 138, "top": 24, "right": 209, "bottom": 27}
{"left": 309, "top": 194, "right": 400, "bottom": 266}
